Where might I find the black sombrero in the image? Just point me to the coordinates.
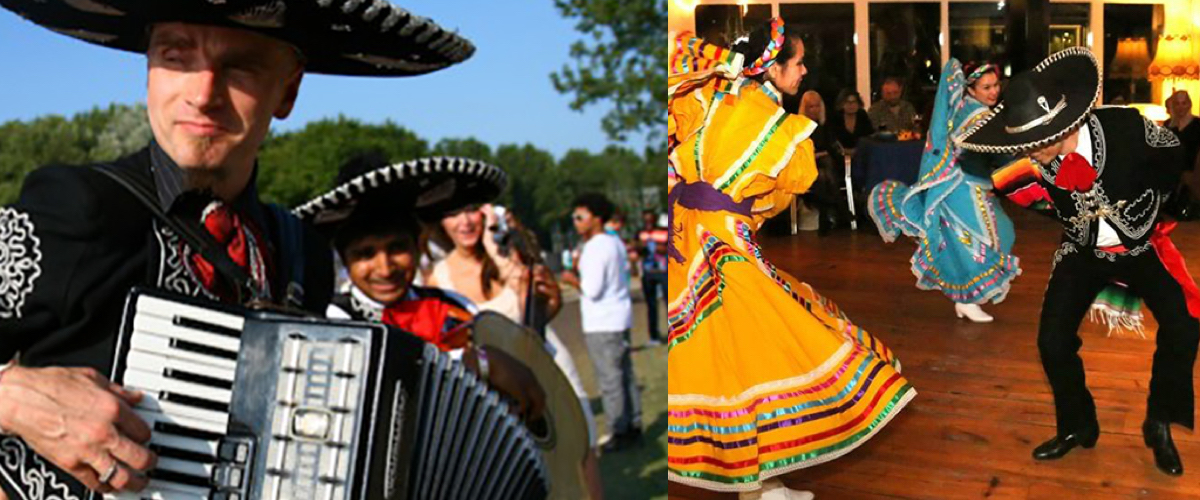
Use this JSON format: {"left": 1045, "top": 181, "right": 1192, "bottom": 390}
{"left": 293, "top": 154, "right": 507, "bottom": 230}
{"left": 0, "top": 0, "right": 474, "bottom": 76}
{"left": 958, "top": 46, "right": 1101, "bottom": 154}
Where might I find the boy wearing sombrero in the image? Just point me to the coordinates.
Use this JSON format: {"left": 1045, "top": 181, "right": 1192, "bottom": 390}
{"left": 293, "top": 151, "right": 547, "bottom": 416}
{"left": 296, "top": 151, "right": 609, "bottom": 499}
{"left": 0, "top": 0, "right": 473, "bottom": 497}
{"left": 960, "top": 47, "right": 1199, "bottom": 476}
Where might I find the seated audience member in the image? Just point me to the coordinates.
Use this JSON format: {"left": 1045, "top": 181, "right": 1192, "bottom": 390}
{"left": 828, "top": 88, "right": 875, "bottom": 152}
{"left": 1165, "top": 91, "right": 1200, "bottom": 216}
{"left": 868, "top": 77, "right": 918, "bottom": 134}
{"left": 800, "top": 90, "right": 850, "bottom": 234}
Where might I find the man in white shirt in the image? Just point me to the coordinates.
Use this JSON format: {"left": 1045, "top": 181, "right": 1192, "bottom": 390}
{"left": 562, "top": 193, "right": 642, "bottom": 452}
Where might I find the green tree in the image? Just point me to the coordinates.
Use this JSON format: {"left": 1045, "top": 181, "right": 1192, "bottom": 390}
{"left": 256, "top": 116, "right": 429, "bottom": 206}
{"left": 91, "top": 103, "right": 152, "bottom": 162}
{"left": 551, "top": 0, "right": 667, "bottom": 146}
{"left": 431, "top": 137, "right": 494, "bottom": 163}
{"left": 0, "top": 105, "right": 662, "bottom": 253}
{"left": 492, "top": 143, "right": 559, "bottom": 239}
{"left": 0, "top": 103, "right": 149, "bottom": 204}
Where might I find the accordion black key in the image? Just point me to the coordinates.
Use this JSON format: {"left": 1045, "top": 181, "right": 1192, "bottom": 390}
{"left": 107, "top": 288, "right": 548, "bottom": 500}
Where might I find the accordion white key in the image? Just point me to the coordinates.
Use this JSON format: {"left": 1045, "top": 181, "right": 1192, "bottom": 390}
{"left": 106, "top": 288, "right": 548, "bottom": 500}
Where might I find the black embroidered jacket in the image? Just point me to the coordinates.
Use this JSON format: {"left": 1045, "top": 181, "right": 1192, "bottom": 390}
{"left": 1038, "top": 107, "right": 1186, "bottom": 252}
{"left": 0, "top": 145, "right": 333, "bottom": 499}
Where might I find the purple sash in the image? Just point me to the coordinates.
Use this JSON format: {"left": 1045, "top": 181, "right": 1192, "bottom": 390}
{"left": 667, "top": 182, "right": 754, "bottom": 263}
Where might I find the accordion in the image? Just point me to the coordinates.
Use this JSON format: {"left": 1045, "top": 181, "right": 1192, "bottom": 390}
{"left": 106, "top": 288, "right": 548, "bottom": 500}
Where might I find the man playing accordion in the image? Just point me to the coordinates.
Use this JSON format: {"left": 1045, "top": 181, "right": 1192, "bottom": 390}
{"left": 0, "top": 1, "right": 544, "bottom": 498}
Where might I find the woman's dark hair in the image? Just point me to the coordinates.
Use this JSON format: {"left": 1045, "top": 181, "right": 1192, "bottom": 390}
{"left": 962, "top": 61, "right": 1000, "bottom": 88}
{"left": 834, "top": 88, "right": 864, "bottom": 114}
{"left": 571, "top": 192, "right": 616, "bottom": 223}
{"left": 429, "top": 207, "right": 502, "bottom": 300}
{"left": 730, "top": 21, "right": 804, "bottom": 84}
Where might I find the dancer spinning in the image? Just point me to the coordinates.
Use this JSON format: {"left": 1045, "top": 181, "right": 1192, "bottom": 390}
{"left": 868, "top": 60, "right": 1021, "bottom": 323}
{"left": 961, "top": 47, "right": 1198, "bottom": 477}
{"left": 667, "top": 19, "right": 915, "bottom": 499}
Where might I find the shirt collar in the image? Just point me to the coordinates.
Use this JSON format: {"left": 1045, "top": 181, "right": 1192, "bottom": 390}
{"left": 351, "top": 284, "right": 385, "bottom": 311}
{"left": 760, "top": 81, "right": 782, "bottom": 105}
{"left": 149, "top": 139, "right": 268, "bottom": 227}
{"left": 1059, "top": 122, "right": 1092, "bottom": 163}
{"left": 351, "top": 284, "right": 418, "bottom": 309}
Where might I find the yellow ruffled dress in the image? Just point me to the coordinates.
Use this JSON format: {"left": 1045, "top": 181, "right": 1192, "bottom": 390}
{"left": 667, "top": 32, "right": 916, "bottom": 492}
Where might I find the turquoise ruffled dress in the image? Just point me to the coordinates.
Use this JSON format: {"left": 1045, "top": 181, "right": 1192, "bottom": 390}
{"left": 868, "top": 59, "right": 1021, "bottom": 304}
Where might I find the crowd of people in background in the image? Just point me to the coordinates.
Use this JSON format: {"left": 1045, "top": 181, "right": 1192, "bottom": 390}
{"left": 786, "top": 78, "right": 926, "bottom": 236}
{"left": 325, "top": 179, "right": 668, "bottom": 454}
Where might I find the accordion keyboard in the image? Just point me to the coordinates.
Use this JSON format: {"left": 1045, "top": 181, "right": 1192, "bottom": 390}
{"left": 105, "top": 288, "right": 548, "bottom": 500}
{"left": 118, "top": 294, "right": 250, "bottom": 500}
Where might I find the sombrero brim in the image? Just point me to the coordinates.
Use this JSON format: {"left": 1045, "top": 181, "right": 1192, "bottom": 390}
{"left": 958, "top": 47, "right": 1101, "bottom": 154}
{"left": 0, "top": 0, "right": 474, "bottom": 76}
{"left": 293, "top": 156, "right": 507, "bottom": 227}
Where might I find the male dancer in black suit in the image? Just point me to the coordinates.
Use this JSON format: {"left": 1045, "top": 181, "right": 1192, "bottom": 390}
{"left": 961, "top": 47, "right": 1199, "bottom": 476}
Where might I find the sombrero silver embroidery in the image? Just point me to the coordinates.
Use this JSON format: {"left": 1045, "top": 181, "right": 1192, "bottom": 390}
{"left": 0, "top": 0, "right": 474, "bottom": 76}
{"left": 293, "top": 156, "right": 507, "bottom": 227}
{"left": 958, "top": 47, "right": 1102, "bottom": 154}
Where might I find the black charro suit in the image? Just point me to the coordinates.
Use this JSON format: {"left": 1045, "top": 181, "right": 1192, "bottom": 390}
{"left": 1034, "top": 107, "right": 1198, "bottom": 436}
{"left": 0, "top": 143, "right": 333, "bottom": 499}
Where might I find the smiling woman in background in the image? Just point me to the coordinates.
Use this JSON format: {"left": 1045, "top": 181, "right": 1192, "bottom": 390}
{"left": 425, "top": 202, "right": 605, "bottom": 498}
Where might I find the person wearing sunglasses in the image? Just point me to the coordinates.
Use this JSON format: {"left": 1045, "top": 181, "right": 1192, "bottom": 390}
{"left": 560, "top": 193, "right": 641, "bottom": 454}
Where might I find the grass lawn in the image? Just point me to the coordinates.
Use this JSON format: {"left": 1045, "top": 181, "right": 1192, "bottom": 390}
{"left": 552, "top": 287, "right": 668, "bottom": 500}
{"left": 594, "top": 342, "right": 667, "bottom": 500}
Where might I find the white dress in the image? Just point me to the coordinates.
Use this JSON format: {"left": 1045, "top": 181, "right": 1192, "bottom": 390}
{"left": 431, "top": 260, "right": 597, "bottom": 443}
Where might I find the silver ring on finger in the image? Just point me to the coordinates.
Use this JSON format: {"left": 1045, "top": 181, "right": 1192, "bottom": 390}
{"left": 99, "top": 462, "right": 119, "bottom": 485}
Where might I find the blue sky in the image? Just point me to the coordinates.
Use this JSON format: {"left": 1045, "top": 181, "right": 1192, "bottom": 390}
{"left": 0, "top": 1, "right": 637, "bottom": 158}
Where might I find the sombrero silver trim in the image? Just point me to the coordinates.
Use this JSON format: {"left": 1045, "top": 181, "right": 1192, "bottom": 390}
{"left": 292, "top": 156, "right": 508, "bottom": 223}
{"left": 0, "top": 0, "right": 476, "bottom": 76}
{"left": 1003, "top": 95, "right": 1066, "bottom": 134}
{"left": 957, "top": 46, "right": 1102, "bottom": 155}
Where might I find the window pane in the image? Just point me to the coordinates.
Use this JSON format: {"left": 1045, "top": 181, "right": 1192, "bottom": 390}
{"left": 949, "top": 3, "right": 1008, "bottom": 70}
{"left": 1049, "top": 4, "right": 1090, "bottom": 54}
{"left": 1103, "top": 4, "right": 1164, "bottom": 104}
{"left": 694, "top": 4, "right": 773, "bottom": 47}
{"left": 780, "top": 4, "right": 856, "bottom": 116}
{"left": 869, "top": 3, "right": 941, "bottom": 130}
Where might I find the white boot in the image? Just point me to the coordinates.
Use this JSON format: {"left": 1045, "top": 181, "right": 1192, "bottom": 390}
{"left": 739, "top": 479, "right": 815, "bottom": 500}
{"left": 955, "top": 303, "right": 994, "bottom": 323}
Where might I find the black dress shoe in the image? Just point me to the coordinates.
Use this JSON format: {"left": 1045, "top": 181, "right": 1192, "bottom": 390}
{"left": 1143, "top": 419, "right": 1184, "bottom": 476}
{"left": 818, "top": 214, "right": 833, "bottom": 237}
{"left": 1032, "top": 427, "right": 1099, "bottom": 460}
{"left": 601, "top": 428, "right": 644, "bottom": 454}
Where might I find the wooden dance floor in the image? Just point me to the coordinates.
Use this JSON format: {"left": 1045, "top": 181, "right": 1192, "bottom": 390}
{"left": 759, "top": 204, "right": 1200, "bottom": 499}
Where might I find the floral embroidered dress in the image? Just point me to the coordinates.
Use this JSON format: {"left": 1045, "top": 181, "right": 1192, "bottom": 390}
{"left": 868, "top": 59, "right": 1021, "bottom": 304}
{"left": 667, "top": 32, "right": 916, "bottom": 492}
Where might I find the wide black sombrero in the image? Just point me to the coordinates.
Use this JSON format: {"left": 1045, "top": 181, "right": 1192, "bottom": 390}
{"left": 958, "top": 47, "right": 1101, "bottom": 154}
{"left": 0, "top": 0, "right": 474, "bottom": 76}
{"left": 293, "top": 154, "right": 507, "bottom": 230}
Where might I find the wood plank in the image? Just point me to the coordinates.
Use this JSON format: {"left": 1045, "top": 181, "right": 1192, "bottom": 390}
{"left": 745, "top": 206, "right": 1200, "bottom": 499}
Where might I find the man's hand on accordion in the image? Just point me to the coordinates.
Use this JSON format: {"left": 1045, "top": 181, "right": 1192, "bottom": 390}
{"left": 0, "top": 365, "right": 157, "bottom": 493}
{"left": 465, "top": 346, "right": 547, "bottom": 421}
